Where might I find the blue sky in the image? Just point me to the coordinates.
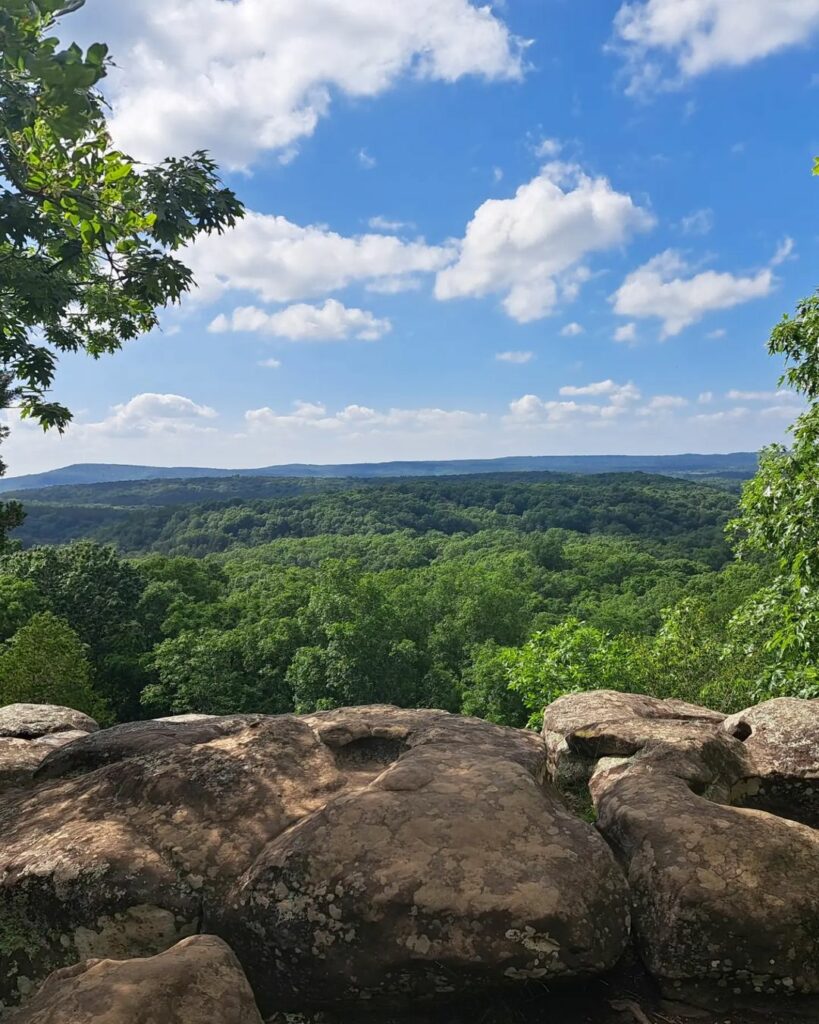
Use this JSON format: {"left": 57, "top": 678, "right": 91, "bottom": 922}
{"left": 8, "top": 0, "right": 819, "bottom": 474}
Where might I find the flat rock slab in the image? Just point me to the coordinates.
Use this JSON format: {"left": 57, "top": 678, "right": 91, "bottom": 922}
{"left": 0, "top": 704, "right": 98, "bottom": 739}
{"left": 0, "top": 706, "right": 629, "bottom": 1013}
{"left": 723, "top": 698, "right": 819, "bottom": 826}
{"left": 6, "top": 935, "right": 263, "bottom": 1024}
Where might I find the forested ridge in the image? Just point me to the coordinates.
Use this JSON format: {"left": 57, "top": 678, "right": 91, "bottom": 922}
{"left": 11, "top": 471, "right": 739, "bottom": 559}
{"left": 0, "top": 468, "right": 789, "bottom": 728}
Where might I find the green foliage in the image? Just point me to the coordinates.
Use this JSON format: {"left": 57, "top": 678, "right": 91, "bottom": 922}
{"left": 0, "top": 574, "right": 42, "bottom": 641}
{"left": 726, "top": 291, "right": 819, "bottom": 699}
{"left": 0, "top": 0, "right": 242, "bottom": 477}
{"left": 0, "top": 611, "right": 108, "bottom": 719}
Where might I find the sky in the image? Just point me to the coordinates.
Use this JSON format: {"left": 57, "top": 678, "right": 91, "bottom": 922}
{"left": 7, "top": 0, "right": 819, "bottom": 475}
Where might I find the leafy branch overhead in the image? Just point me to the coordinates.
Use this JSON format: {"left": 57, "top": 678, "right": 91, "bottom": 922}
{"left": 0, "top": 0, "right": 244, "bottom": 433}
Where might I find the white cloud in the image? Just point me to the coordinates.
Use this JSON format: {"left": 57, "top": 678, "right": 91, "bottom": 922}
{"left": 771, "top": 237, "right": 797, "bottom": 266}
{"left": 209, "top": 300, "right": 391, "bottom": 341}
{"left": 258, "top": 358, "right": 282, "bottom": 369}
{"left": 727, "top": 389, "right": 801, "bottom": 402}
{"left": 358, "top": 148, "right": 377, "bottom": 170}
{"left": 84, "top": 0, "right": 526, "bottom": 169}
{"left": 84, "top": 394, "right": 218, "bottom": 438}
{"left": 614, "top": 0, "right": 819, "bottom": 92}
{"left": 698, "top": 391, "right": 714, "bottom": 404}
{"left": 493, "top": 167, "right": 504, "bottom": 183}
{"left": 246, "top": 401, "right": 487, "bottom": 435}
{"left": 496, "top": 350, "right": 534, "bottom": 364}
{"left": 187, "top": 210, "right": 454, "bottom": 305}
{"left": 693, "top": 407, "right": 749, "bottom": 424}
{"left": 611, "top": 250, "right": 774, "bottom": 337}
{"left": 614, "top": 322, "right": 638, "bottom": 343}
{"left": 559, "top": 380, "right": 641, "bottom": 402}
{"left": 368, "top": 216, "right": 413, "bottom": 232}
{"left": 680, "top": 208, "right": 713, "bottom": 236}
{"left": 435, "top": 163, "right": 654, "bottom": 322}
{"left": 561, "top": 322, "right": 585, "bottom": 337}
{"left": 534, "top": 137, "right": 563, "bottom": 159}
{"left": 641, "top": 394, "right": 688, "bottom": 413}
{"left": 707, "top": 328, "right": 727, "bottom": 339}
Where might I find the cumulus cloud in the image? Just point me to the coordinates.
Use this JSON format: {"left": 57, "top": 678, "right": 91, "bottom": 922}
{"left": 640, "top": 394, "right": 688, "bottom": 413}
{"left": 727, "top": 389, "right": 801, "bottom": 402}
{"left": 187, "top": 210, "right": 454, "bottom": 305}
{"left": 209, "top": 300, "right": 391, "bottom": 341}
{"left": 614, "top": 322, "right": 638, "bottom": 344}
{"left": 82, "top": 0, "right": 526, "bottom": 169}
{"left": 368, "top": 216, "right": 413, "bottom": 232}
{"left": 611, "top": 250, "right": 774, "bottom": 337}
{"left": 434, "top": 163, "right": 654, "bottom": 322}
{"left": 84, "top": 394, "right": 218, "bottom": 438}
{"left": 496, "top": 350, "right": 534, "bottom": 364}
{"left": 246, "top": 401, "right": 487, "bottom": 435}
{"left": 614, "top": 0, "right": 819, "bottom": 92}
{"left": 559, "top": 380, "right": 641, "bottom": 402}
{"left": 561, "top": 322, "right": 585, "bottom": 337}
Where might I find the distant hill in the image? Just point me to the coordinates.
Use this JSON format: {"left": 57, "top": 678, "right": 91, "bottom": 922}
{"left": 0, "top": 453, "right": 758, "bottom": 494}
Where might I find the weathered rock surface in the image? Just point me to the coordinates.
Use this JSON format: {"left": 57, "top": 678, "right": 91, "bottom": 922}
{"left": 723, "top": 698, "right": 819, "bottom": 826}
{"left": 0, "top": 705, "right": 629, "bottom": 1013}
{"left": 546, "top": 691, "right": 819, "bottom": 1004}
{"left": 33, "top": 715, "right": 261, "bottom": 781}
{"left": 542, "top": 690, "right": 726, "bottom": 811}
{"left": 0, "top": 704, "right": 98, "bottom": 739}
{"left": 6, "top": 935, "right": 263, "bottom": 1024}
{"left": 0, "top": 732, "right": 89, "bottom": 790}
{"left": 218, "top": 706, "right": 630, "bottom": 1011}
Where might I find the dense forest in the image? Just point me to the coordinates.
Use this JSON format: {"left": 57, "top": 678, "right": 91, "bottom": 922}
{"left": 10, "top": 472, "right": 739, "bottom": 557}
{"left": 0, "top": 466, "right": 799, "bottom": 729}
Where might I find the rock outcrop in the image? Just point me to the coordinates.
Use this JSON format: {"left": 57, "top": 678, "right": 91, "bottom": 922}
{"left": 1, "top": 695, "right": 816, "bottom": 1022}
{"left": 723, "top": 697, "right": 819, "bottom": 826}
{"left": 544, "top": 691, "right": 819, "bottom": 1004}
{"left": 0, "top": 705, "right": 99, "bottom": 792}
{"left": 0, "top": 705, "right": 629, "bottom": 1015}
{"left": 6, "top": 935, "right": 263, "bottom": 1024}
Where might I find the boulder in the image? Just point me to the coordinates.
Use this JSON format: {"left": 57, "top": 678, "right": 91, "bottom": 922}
{"left": 542, "top": 690, "right": 725, "bottom": 811}
{"left": 6, "top": 935, "right": 263, "bottom": 1024}
{"left": 218, "top": 706, "right": 630, "bottom": 1011}
{"left": 0, "top": 704, "right": 98, "bottom": 739}
{"left": 723, "top": 698, "right": 819, "bottom": 826}
{"left": 0, "top": 706, "right": 630, "bottom": 1012}
{"left": 586, "top": 716, "right": 819, "bottom": 1003}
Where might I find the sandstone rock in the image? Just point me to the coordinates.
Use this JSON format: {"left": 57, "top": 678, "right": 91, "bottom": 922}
{"left": 0, "top": 732, "right": 89, "bottom": 790}
{"left": 723, "top": 698, "right": 819, "bottom": 826}
{"left": 218, "top": 706, "right": 629, "bottom": 1011}
{"left": 542, "top": 690, "right": 725, "bottom": 811}
{"left": 583, "top": 712, "right": 819, "bottom": 1003}
{"left": 0, "top": 704, "right": 98, "bottom": 739}
{"left": 0, "top": 706, "right": 629, "bottom": 1012}
{"left": 6, "top": 935, "right": 263, "bottom": 1024}
{"left": 34, "top": 715, "right": 261, "bottom": 781}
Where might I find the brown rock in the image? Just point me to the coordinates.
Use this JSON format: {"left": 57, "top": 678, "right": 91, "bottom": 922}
{"left": 0, "top": 732, "right": 89, "bottom": 790}
{"left": 0, "top": 704, "right": 98, "bottom": 739}
{"left": 542, "top": 690, "right": 725, "bottom": 812}
{"left": 7, "top": 935, "right": 263, "bottom": 1024}
{"left": 589, "top": 723, "right": 819, "bottom": 1002}
{"left": 0, "top": 706, "right": 629, "bottom": 1012}
{"left": 723, "top": 698, "right": 819, "bottom": 826}
{"left": 217, "top": 706, "right": 629, "bottom": 1012}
